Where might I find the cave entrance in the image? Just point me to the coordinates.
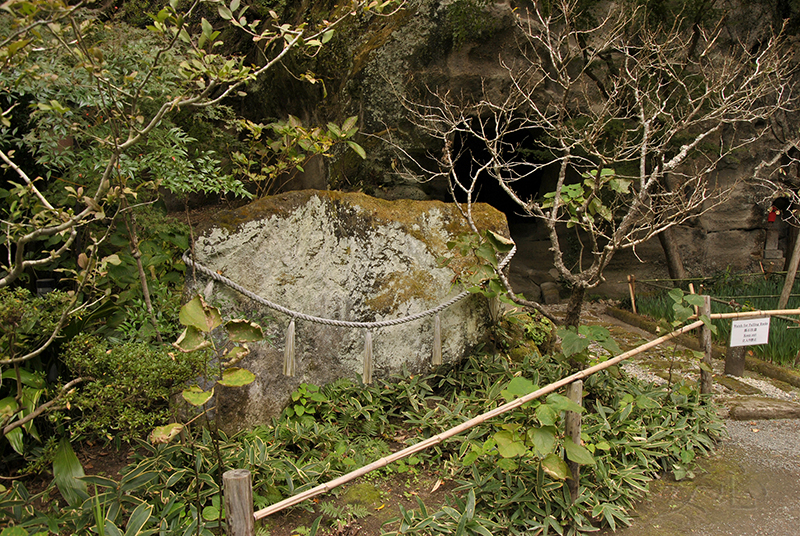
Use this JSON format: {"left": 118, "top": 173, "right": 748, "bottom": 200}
{"left": 450, "top": 120, "right": 558, "bottom": 302}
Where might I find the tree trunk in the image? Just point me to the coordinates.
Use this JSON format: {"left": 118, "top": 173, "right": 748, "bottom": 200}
{"left": 778, "top": 225, "right": 800, "bottom": 310}
{"left": 658, "top": 227, "right": 687, "bottom": 282}
{"left": 564, "top": 285, "right": 586, "bottom": 328}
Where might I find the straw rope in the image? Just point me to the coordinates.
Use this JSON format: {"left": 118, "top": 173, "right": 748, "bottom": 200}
{"left": 182, "top": 246, "right": 516, "bottom": 329}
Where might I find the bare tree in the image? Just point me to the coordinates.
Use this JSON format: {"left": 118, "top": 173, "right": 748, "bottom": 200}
{"left": 395, "top": 0, "right": 796, "bottom": 326}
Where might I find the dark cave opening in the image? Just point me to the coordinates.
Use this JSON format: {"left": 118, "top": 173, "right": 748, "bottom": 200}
{"left": 450, "top": 121, "right": 550, "bottom": 224}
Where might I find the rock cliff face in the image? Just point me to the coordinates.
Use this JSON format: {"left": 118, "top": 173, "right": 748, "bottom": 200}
{"left": 245, "top": 1, "right": 788, "bottom": 297}
{"left": 186, "top": 190, "right": 509, "bottom": 431}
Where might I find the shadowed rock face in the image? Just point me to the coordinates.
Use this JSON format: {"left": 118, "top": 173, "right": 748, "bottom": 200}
{"left": 186, "top": 190, "right": 510, "bottom": 431}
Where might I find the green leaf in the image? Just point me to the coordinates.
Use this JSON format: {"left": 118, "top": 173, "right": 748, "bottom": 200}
{"left": 223, "top": 345, "right": 250, "bottom": 366}
{"left": 53, "top": 438, "right": 88, "bottom": 506}
{"left": 179, "top": 295, "right": 222, "bottom": 333}
{"left": 322, "top": 29, "right": 334, "bottom": 44}
{"left": 173, "top": 326, "right": 211, "bottom": 353}
{"left": 124, "top": 502, "right": 153, "bottom": 536}
{"left": 684, "top": 293, "right": 705, "bottom": 307}
{"left": 564, "top": 437, "right": 595, "bottom": 465}
{"left": 342, "top": 115, "right": 358, "bottom": 133}
{"left": 150, "top": 423, "right": 184, "bottom": 445}
{"left": 667, "top": 287, "right": 684, "bottom": 304}
{"left": 0, "top": 528, "right": 30, "bottom": 536}
{"left": 559, "top": 328, "right": 590, "bottom": 358}
{"left": 484, "top": 230, "right": 514, "bottom": 253}
{"left": 225, "top": 319, "right": 263, "bottom": 342}
{"left": 218, "top": 367, "right": 256, "bottom": 387}
{"left": 1, "top": 369, "right": 45, "bottom": 389}
{"left": 608, "top": 178, "right": 631, "bottom": 193}
{"left": 475, "top": 242, "right": 498, "bottom": 268}
{"left": 536, "top": 404, "right": 558, "bottom": 426}
{"left": 493, "top": 430, "right": 527, "bottom": 458}
{"left": 202, "top": 505, "right": 220, "bottom": 521}
{"left": 546, "top": 393, "right": 584, "bottom": 414}
{"left": 5, "top": 427, "right": 22, "bottom": 455}
{"left": 346, "top": 141, "right": 366, "bottom": 159}
{"left": 541, "top": 453, "right": 569, "bottom": 480}
{"left": 528, "top": 426, "right": 556, "bottom": 457}
{"left": 218, "top": 4, "right": 232, "bottom": 19}
{"left": 183, "top": 386, "right": 214, "bottom": 406}
{"left": 501, "top": 376, "right": 538, "bottom": 402}
{"left": 0, "top": 396, "right": 19, "bottom": 420}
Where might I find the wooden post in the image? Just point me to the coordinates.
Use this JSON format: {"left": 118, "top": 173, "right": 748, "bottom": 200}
{"left": 627, "top": 275, "right": 637, "bottom": 314}
{"left": 699, "top": 295, "right": 714, "bottom": 395}
{"left": 724, "top": 345, "right": 746, "bottom": 377}
{"left": 565, "top": 380, "right": 583, "bottom": 503}
{"left": 224, "top": 469, "right": 254, "bottom": 536}
{"left": 688, "top": 283, "right": 699, "bottom": 317}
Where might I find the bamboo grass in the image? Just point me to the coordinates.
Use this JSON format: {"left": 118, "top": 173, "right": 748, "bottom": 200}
{"left": 254, "top": 307, "right": 800, "bottom": 520}
{"left": 253, "top": 318, "right": 717, "bottom": 521}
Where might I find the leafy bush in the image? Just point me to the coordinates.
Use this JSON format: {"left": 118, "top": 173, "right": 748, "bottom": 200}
{"left": 0, "top": 287, "right": 71, "bottom": 458}
{"left": 58, "top": 334, "right": 208, "bottom": 442}
{"left": 2, "top": 331, "right": 725, "bottom": 535}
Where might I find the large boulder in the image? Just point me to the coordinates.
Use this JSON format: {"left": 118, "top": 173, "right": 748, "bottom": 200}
{"left": 185, "top": 190, "right": 510, "bottom": 432}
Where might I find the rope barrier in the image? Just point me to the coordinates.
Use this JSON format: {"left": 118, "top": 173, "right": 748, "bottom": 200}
{"left": 182, "top": 246, "right": 516, "bottom": 381}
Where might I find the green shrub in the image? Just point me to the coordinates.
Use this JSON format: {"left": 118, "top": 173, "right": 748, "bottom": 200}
{"left": 58, "top": 335, "right": 208, "bottom": 442}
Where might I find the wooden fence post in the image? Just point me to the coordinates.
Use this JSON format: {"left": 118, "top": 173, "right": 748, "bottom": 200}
{"left": 565, "top": 380, "right": 583, "bottom": 503}
{"left": 699, "top": 295, "right": 714, "bottom": 395}
{"left": 224, "top": 469, "right": 254, "bottom": 536}
{"left": 627, "top": 275, "right": 637, "bottom": 314}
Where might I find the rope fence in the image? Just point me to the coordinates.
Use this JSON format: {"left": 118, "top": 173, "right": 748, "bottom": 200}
{"left": 183, "top": 247, "right": 516, "bottom": 383}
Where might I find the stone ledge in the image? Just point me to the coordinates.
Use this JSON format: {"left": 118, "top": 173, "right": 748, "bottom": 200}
{"left": 727, "top": 397, "right": 800, "bottom": 420}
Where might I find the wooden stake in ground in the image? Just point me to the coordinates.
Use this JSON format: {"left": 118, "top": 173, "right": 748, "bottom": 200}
{"left": 627, "top": 275, "right": 637, "bottom": 314}
{"left": 565, "top": 380, "right": 583, "bottom": 503}
{"left": 224, "top": 469, "right": 254, "bottom": 536}
{"left": 700, "top": 295, "right": 714, "bottom": 395}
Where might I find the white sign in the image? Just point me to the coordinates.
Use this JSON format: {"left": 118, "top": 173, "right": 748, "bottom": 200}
{"left": 730, "top": 317, "right": 771, "bottom": 347}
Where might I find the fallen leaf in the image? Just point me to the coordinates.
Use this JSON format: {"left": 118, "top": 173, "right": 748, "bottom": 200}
{"left": 430, "top": 479, "right": 443, "bottom": 493}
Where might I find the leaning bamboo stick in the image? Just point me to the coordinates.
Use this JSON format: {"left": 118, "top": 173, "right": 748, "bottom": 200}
{"left": 253, "top": 318, "right": 708, "bottom": 521}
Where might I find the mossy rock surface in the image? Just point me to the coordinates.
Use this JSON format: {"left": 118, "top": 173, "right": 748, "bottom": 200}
{"left": 188, "top": 190, "right": 510, "bottom": 431}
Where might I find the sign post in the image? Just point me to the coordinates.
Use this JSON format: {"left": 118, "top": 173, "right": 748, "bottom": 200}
{"left": 725, "top": 317, "right": 770, "bottom": 377}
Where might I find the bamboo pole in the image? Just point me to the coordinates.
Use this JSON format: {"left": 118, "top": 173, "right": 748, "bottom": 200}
{"left": 708, "top": 308, "right": 800, "bottom": 320}
{"left": 253, "top": 319, "right": 706, "bottom": 521}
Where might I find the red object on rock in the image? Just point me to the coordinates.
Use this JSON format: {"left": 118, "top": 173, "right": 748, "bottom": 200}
{"left": 768, "top": 207, "right": 778, "bottom": 223}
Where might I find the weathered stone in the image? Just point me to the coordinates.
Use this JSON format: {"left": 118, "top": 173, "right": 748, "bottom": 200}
{"left": 540, "top": 282, "right": 561, "bottom": 304}
{"left": 727, "top": 397, "right": 800, "bottom": 420}
{"left": 186, "top": 190, "right": 510, "bottom": 432}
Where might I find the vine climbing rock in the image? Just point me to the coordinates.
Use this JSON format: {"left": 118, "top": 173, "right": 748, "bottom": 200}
{"left": 184, "top": 189, "right": 510, "bottom": 432}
